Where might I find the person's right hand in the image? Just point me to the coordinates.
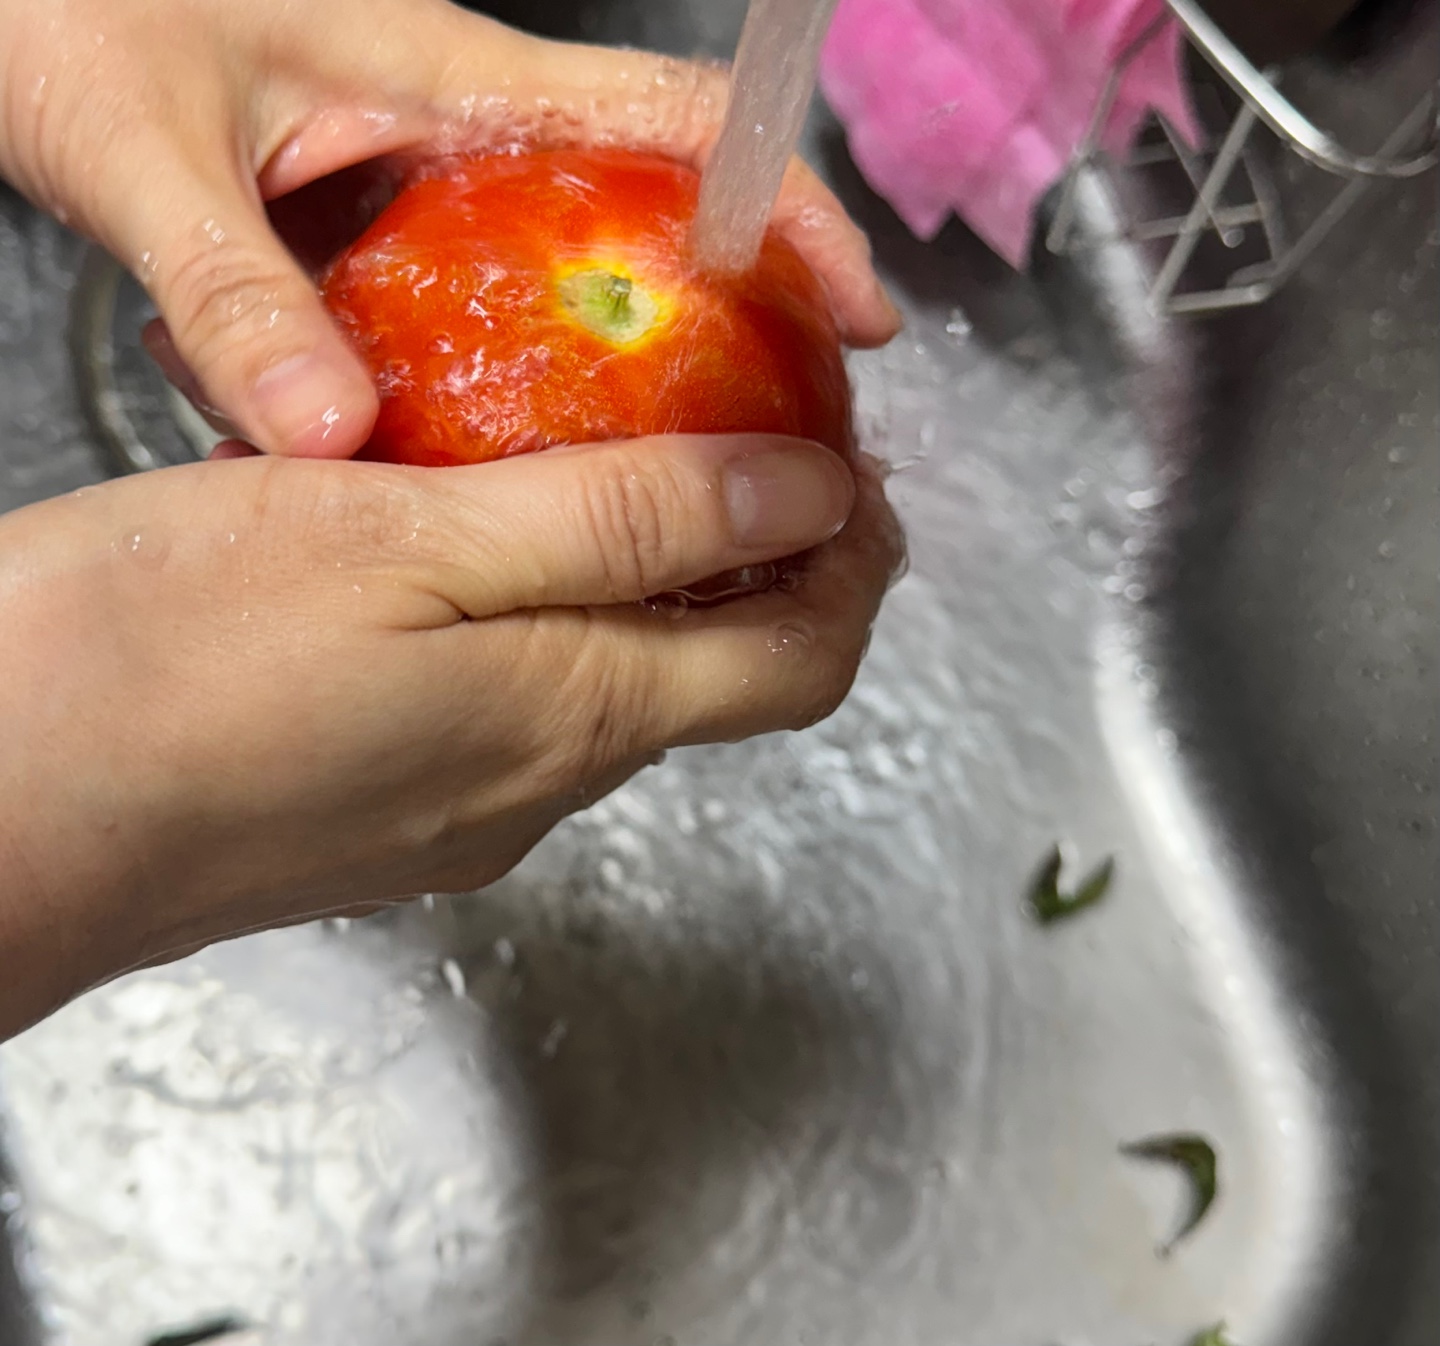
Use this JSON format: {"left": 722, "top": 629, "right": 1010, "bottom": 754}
{"left": 0, "top": 434, "right": 901, "bottom": 1040}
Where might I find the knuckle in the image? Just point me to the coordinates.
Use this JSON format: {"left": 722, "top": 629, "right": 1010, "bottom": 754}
{"left": 576, "top": 451, "right": 687, "bottom": 600}
{"left": 158, "top": 243, "right": 299, "bottom": 380}
{"left": 550, "top": 634, "right": 655, "bottom": 784}
{"left": 299, "top": 467, "right": 416, "bottom": 558}
{"left": 241, "top": 459, "right": 413, "bottom": 561}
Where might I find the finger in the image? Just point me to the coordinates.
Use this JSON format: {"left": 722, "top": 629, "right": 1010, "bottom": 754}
{"left": 256, "top": 8, "right": 899, "bottom": 348}
{"left": 388, "top": 433, "right": 856, "bottom": 617}
{"left": 208, "top": 439, "right": 261, "bottom": 461}
{"left": 110, "top": 148, "right": 378, "bottom": 457}
{"left": 646, "top": 451, "right": 904, "bottom": 744}
{"left": 763, "top": 159, "right": 902, "bottom": 348}
{"left": 468, "top": 459, "right": 902, "bottom": 786}
{"left": 140, "top": 318, "right": 243, "bottom": 439}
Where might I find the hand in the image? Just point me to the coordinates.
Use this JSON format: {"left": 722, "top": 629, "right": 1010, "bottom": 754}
{"left": 0, "top": 0, "right": 900, "bottom": 458}
{"left": 0, "top": 435, "right": 902, "bottom": 1038}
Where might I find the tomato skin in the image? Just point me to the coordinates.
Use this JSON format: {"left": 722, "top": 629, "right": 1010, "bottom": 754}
{"left": 320, "top": 149, "right": 854, "bottom": 468}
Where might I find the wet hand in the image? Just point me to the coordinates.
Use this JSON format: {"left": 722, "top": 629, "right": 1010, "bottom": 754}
{"left": 0, "top": 435, "right": 902, "bottom": 1037}
{"left": 0, "top": 0, "right": 900, "bottom": 458}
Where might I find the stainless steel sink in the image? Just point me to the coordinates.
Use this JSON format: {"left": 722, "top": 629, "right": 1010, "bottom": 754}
{"left": 0, "top": 3, "right": 1434, "bottom": 1344}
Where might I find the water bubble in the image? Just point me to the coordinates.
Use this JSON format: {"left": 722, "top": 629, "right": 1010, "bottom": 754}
{"left": 1377, "top": 539, "right": 1398, "bottom": 560}
{"left": 644, "top": 592, "right": 690, "bottom": 619}
{"left": 1387, "top": 445, "right": 1412, "bottom": 465}
{"left": 493, "top": 937, "right": 517, "bottom": 968}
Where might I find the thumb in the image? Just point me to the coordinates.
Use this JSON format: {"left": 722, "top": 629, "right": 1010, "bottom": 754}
{"left": 114, "top": 155, "right": 378, "bottom": 457}
{"left": 383, "top": 433, "right": 856, "bottom": 617}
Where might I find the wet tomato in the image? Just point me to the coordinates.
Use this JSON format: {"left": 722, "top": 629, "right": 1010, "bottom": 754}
{"left": 320, "top": 149, "right": 854, "bottom": 469}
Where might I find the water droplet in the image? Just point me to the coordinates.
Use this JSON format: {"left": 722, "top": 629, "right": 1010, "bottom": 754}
{"left": 116, "top": 530, "right": 171, "bottom": 569}
{"left": 766, "top": 622, "right": 814, "bottom": 655}
{"left": 944, "top": 308, "right": 973, "bottom": 342}
{"left": 493, "top": 937, "right": 517, "bottom": 968}
{"left": 1378, "top": 539, "right": 1398, "bottom": 560}
{"left": 540, "top": 1019, "right": 569, "bottom": 1058}
{"left": 1387, "top": 445, "right": 1412, "bottom": 465}
{"left": 440, "top": 958, "right": 467, "bottom": 999}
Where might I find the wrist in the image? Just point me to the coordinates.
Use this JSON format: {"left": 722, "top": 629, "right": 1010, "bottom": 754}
{"left": 0, "top": 617, "right": 155, "bottom": 1041}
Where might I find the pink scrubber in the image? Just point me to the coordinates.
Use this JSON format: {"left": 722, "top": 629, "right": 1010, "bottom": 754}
{"left": 819, "top": 0, "right": 1197, "bottom": 267}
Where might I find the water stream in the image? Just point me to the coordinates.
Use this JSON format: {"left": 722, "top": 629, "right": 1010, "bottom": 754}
{"left": 689, "top": 0, "right": 841, "bottom": 274}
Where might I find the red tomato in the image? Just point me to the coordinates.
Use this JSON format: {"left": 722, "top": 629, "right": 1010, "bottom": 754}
{"left": 320, "top": 149, "right": 854, "bottom": 468}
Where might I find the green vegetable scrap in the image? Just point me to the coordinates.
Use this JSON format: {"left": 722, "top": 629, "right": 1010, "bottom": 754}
{"left": 1026, "top": 844, "right": 1115, "bottom": 924}
{"left": 1185, "top": 1323, "right": 1237, "bottom": 1346}
{"left": 1120, "top": 1131, "right": 1219, "bottom": 1254}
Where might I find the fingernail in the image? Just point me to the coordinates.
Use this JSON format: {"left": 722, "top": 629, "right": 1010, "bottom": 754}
{"left": 724, "top": 440, "right": 854, "bottom": 550}
{"left": 251, "top": 350, "right": 375, "bottom": 457}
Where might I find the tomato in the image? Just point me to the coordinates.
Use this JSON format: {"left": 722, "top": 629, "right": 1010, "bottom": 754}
{"left": 320, "top": 149, "right": 854, "bottom": 469}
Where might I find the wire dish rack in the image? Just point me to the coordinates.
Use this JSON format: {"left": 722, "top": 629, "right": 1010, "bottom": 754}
{"left": 1045, "top": 0, "right": 1439, "bottom": 314}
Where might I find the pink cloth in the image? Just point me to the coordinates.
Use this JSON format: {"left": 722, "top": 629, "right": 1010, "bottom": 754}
{"left": 819, "top": 0, "right": 1197, "bottom": 267}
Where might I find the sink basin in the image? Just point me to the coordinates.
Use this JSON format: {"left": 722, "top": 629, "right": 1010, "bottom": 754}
{"left": 0, "top": 3, "right": 1434, "bottom": 1344}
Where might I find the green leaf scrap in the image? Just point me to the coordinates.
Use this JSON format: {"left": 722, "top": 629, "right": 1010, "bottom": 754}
{"left": 1026, "top": 844, "right": 1115, "bottom": 924}
{"left": 1120, "top": 1131, "right": 1219, "bottom": 1255}
{"left": 1185, "top": 1323, "right": 1237, "bottom": 1346}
